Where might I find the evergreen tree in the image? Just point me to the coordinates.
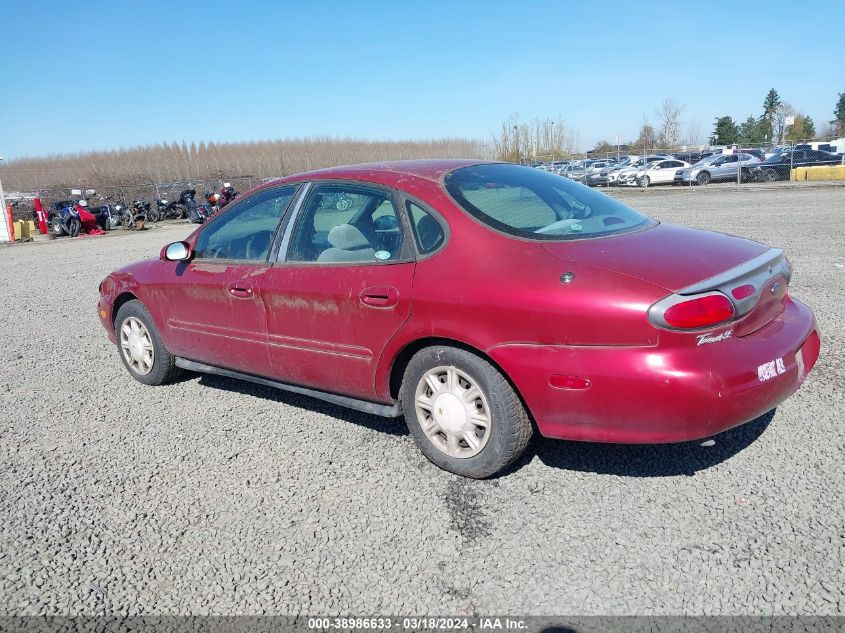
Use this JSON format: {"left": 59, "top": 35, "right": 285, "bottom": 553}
{"left": 739, "top": 116, "right": 767, "bottom": 144}
{"left": 762, "top": 89, "right": 781, "bottom": 119}
{"left": 832, "top": 92, "right": 845, "bottom": 136}
{"left": 711, "top": 116, "right": 739, "bottom": 145}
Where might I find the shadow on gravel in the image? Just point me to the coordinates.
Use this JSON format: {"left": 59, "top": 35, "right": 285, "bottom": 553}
{"left": 510, "top": 409, "right": 776, "bottom": 478}
{"left": 195, "top": 373, "right": 409, "bottom": 436}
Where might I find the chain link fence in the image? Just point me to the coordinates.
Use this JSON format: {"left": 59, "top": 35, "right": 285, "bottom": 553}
{"left": 528, "top": 136, "right": 845, "bottom": 190}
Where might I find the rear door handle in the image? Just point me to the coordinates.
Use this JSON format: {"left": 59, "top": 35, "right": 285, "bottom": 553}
{"left": 360, "top": 286, "right": 399, "bottom": 308}
{"left": 228, "top": 281, "right": 254, "bottom": 298}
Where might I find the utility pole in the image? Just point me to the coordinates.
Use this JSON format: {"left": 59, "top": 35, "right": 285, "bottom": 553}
{"left": 0, "top": 157, "right": 10, "bottom": 242}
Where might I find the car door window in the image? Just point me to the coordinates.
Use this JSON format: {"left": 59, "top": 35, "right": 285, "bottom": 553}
{"left": 406, "top": 201, "right": 446, "bottom": 254}
{"left": 194, "top": 186, "right": 297, "bottom": 261}
{"left": 288, "top": 184, "right": 405, "bottom": 263}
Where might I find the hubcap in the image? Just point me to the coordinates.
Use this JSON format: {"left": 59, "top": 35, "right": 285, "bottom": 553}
{"left": 120, "top": 316, "right": 154, "bottom": 375}
{"left": 414, "top": 366, "right": 491, "bottom": 459}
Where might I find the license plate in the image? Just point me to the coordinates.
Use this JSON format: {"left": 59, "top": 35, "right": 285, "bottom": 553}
{"left": 757, "top": 357, "right": 786, "bottom": 382}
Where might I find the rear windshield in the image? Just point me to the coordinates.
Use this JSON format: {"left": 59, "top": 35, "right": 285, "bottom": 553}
{"left": 444, "top": 163, "right": 655, "bottom": 240}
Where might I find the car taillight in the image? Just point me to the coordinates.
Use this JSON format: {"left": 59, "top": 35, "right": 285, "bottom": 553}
{"left": 660, "top": 294, "right": 734, "bottom": 329}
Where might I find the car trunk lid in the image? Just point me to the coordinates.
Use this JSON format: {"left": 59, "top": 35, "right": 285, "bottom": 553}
{"left": 542, "top": 223, "right": 790, "bottom": 336}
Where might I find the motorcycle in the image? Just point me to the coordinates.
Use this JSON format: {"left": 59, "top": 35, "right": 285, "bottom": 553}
{"left": 218, "top": 183, "right": 238, "bottom": 209}
{"left": 204, "top": 190, "right": 222, "bottom": 216}
{"left": 180, "top": 189, "right": 211, "bottom": 224}
{"left": 155, "top": 198, "right": 185, "bottom": 220}
{"left": 124, "top": 200, "right": 148, "bottom": 230}
{"left": 50, "top": 201, "right": 81, "bottom": 237}
{"left": 87, "top": 196, "right": 123, "bottom": 231}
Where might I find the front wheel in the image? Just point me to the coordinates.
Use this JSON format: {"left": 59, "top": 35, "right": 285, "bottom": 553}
{"left": 114, "top": 300, "right": 181, "bottom": 386}
{"left": 638, "top": 175, "right": 650, "bottom": 188}
{"left": 401, "top": 346, "right": 532, "bottom": 478}
{"left": 696, "top": 171, "right": 711, "bottom": 185}
{"left": 51, "top": 217, "right": 65, "bottom": 236}
{"left": 764, "top": 168, "right": 779, "bottom": 182}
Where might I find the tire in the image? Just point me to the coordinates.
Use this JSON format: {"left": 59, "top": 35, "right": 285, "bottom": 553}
{"left": 51, "top": 217, "right": 65, "bottom": 236}
{"left": 739, "top": 168, "right": 750, "bottom": 183}
{"left": 696, "top": 171, "right": 711, "bottom": 185}
{"left": 68, "top": 218, "right": 81, "bottom": 237}
{"left": 122, "top": 214, "right": 131, "bottom": 230}
{"left": 114, "top": 300, "right": 181, "bottom": 386}
{"left": 147, "top": 208, "right": 160, "bottom": 223}
{"left": 401, "top": 345, "right": 532, "bottom": 478}
{"left": 764, "top": 168, "right": 778, "bottom": 182}
{"left": 638, "top": 175, "right": 650, "bottom": 188}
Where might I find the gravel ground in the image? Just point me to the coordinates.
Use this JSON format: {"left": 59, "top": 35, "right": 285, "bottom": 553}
{"left": 0, "top": 184, "right": 843, "bottom": 616}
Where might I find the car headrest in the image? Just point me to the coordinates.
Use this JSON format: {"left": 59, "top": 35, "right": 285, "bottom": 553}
{"left": 327, "top": 224, "right": 370, "bottom": 250}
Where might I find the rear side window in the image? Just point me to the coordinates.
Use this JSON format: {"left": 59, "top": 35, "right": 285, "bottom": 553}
{"left": 444, "top": 163, "right": 655, "bottom": 241}
{"left": 288, "top": 184, "right": 405, "bottom": 264}
{"left": 406, "top": 201, "right": 445, "bottom": 254}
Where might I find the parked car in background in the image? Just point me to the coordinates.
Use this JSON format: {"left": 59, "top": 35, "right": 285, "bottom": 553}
{"left": 97, "top": 159, "right": 820, "bottom": 478}
{"left": 616, "top": 155, "right": 673, "bottom": 186}
{"left": 673, "top": 151, "right": 705, "bottom": 164}
{"left": 674, "top": 153, "right": 762, "bottom": 185}
{"left": 586, "top": 155, "right": 640, "bottom": 187}
{"left": 765, "top": 145, "right": 791, "bottom": 159}
{"left": 635, "top": 159, "right": 691, "bottom": 187}
{"left": 751, "top": 149, "right": 843, "bottom": 182}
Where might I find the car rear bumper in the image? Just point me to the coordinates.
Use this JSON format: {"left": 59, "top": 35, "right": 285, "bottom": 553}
{"left": 487, "top": 298, "right": 819, "bottom": 444}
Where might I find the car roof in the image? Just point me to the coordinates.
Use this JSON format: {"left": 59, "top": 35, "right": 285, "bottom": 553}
{"left": 277, "top": 159, "right": 492, "bottom": 186}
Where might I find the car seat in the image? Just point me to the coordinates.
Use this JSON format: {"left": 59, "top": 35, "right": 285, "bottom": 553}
{"left": 317, "top": 224, "right": 375, "bottom": 262}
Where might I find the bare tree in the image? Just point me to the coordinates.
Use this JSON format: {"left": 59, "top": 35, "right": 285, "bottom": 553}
{"left": 493, "top": 115, "right": 578, "bottom": 162}
{"left": 655, "top": 98, "right": 684, "bottom": 149}
{"left": 685, "top": 119, "right": 703, "bottom": 147}
{"left": 773, "top": 102, "right": 797, "bottom": 143}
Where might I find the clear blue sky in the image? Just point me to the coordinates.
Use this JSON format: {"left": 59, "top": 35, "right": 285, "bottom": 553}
{"left": 1, "top": 0, "right": 843, "bottom": 159}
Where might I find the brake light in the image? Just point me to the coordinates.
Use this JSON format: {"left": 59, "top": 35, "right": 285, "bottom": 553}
{"left": 731, "top": 284, "right": 756, "bottom": 300}
{"left": 662, "top": 294, "right": 734, "bottom": 329}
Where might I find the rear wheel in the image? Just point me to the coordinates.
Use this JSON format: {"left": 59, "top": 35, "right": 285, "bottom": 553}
{"left": 401, "top": 345, "right": 532, "bottom": 478}
{"left": 68, "top": 218, "right": 81, "bottom": 237}
{"left": 696, "top": 171, "right": 711, "bottom": 185}
{"left": 115, "top": 300, "right": 181, "bottom": 386}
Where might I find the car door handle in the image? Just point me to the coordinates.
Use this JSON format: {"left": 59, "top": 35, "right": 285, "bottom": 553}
{"left": 228, "top": 281, "right": 254, "bottom": 298}
{"left": 360, "top": 286, "right": 399, "bottom": 308}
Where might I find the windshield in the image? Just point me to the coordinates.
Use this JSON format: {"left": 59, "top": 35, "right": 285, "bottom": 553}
{"left": 692, "top": 155, "right": 718, "bottom": 166}
{"left": 444, "top": 163, "right": 656, "bottom": 241}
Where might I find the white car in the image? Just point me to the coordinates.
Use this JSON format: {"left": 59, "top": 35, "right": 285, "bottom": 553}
{"left": 615, "top": 155, "right": 673, "bottom": 186}
{"left": 633, "top": 159, "right": 691, "bottom": 188}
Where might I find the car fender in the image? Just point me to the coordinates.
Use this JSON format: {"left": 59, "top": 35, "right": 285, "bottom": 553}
{"left": 103, "top": 262, "right": 177, "bottom": 350}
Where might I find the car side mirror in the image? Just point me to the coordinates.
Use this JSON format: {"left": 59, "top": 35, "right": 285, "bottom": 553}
{"left": 161, "top": 241, "right": 192, "bottom": 261}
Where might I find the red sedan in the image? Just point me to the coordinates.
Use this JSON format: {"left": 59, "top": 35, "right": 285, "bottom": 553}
{"left": 98, "top": 160, "right": 820, "bottom": 477}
